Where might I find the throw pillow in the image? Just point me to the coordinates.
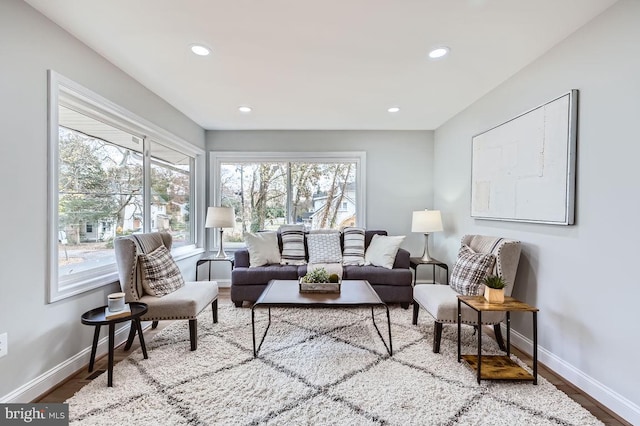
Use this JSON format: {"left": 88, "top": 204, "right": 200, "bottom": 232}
{"left": 279, "top": 225, "right": 307, "bottom": 265}
{"left": 364, "top": 234, "right": 405, "bottom": 269}
{"left": 307, "top": 232, "right": 342, "bottom": 264}
{"left": 138, "top": 245, "right": 185, "bottom": 297}
{"left": 449, "top": 245, "right": 496, "bottom": 295}
{"left": 244, "top": 232, "right": 281, "bottom": 267}
{"left": 342, "top": 227, "right": 365, "bottom": 266}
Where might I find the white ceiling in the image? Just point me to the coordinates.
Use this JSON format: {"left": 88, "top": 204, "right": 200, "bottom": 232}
{"left": 25, "top": 0, "right": 616, "bottom": 130}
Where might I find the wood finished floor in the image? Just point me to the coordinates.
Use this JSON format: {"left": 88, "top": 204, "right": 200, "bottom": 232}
{"left": 36, "top": 289, "right": 629, "bottom": 426}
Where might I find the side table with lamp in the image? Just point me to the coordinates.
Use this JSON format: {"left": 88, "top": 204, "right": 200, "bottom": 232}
{"left": 411, "top": 209, "right": 447, "bottom": 285}
{"left": 198, "top": 206, "right": 236, "bottom": 281}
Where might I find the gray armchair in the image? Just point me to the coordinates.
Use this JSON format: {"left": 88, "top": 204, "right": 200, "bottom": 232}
{"left": 412, "top": 234, "right": 521, "bottom": 353}
{"left": 114, "top": 232, "right": 218, "bottom": 351}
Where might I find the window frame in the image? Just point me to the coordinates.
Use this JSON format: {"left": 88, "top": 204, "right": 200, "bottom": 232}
{"left": 209, "top": 151, "right": 367, "bottom": 250}
{"left": 48, "top": 70, "right": 205, "bottom": 303}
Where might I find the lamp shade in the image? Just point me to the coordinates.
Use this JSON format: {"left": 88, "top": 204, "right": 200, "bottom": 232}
{"left": 411, "top": 210, "right": 443, "bottom": 233}
{"left": 205, "top": 206, "right": 235, "bottom": 228}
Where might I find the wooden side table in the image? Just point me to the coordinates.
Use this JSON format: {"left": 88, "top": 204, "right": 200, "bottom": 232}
{"left": 457, "top": 295, "right": 538, "bottom": 384}
{"left": 81, "top": 302, "right": 148, "bottom": 387}
{"left": 409, "top": 257, "right": 449, "bottom": 286}
{"left": 196, "top": 256, "right": 234, "bottom": 281}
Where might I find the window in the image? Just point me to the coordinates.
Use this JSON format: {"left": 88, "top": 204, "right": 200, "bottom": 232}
{"left": 211, "top": 152, "right": 366, "bottom": 248}
{"left": 48, "top": 71, "right": 204, "bottom": 302}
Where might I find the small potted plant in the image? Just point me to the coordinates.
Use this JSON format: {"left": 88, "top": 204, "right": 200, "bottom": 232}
{"left": 300, "top": 267, "right": 341, "bottom": 293}
{"left": 483, "top": 275, "right": 506, "bottom": 303}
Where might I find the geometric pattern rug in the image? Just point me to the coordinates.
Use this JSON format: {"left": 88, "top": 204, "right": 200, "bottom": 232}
{"left": 66, "top": 301, "right": 603, "bottom": 425}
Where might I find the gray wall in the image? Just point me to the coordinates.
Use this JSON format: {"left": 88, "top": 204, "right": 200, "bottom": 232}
{"left": 208, "top": 130, "right": 435, "bottom": 258}
{"left": 433, "top": 0, "right": 639, "bottom": 421}
{"left": 0, "top": 0, "right": 205, "bottom": 401}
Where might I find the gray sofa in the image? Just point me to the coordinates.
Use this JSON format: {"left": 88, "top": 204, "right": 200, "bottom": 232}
{"left": 231, "top": 230, "right": 413, "bottom": 307}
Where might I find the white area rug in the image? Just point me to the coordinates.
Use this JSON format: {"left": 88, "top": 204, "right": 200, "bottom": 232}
{"left": 66, "top": 302, "right": 602, "bottom": 425}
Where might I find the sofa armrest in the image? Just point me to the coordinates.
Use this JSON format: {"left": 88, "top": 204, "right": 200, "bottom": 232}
{"left": 234, "top": 249, "right": 250, "bottom": 268}
{"left": 393, "top": 248, "right": 410, "bottom": 269}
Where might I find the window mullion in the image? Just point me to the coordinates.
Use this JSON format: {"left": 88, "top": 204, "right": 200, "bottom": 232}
{"left": 143, "top": 137, "right": 151, "bottom": 233}
{"left": 286, "top": 162, "right": 293, "bottom": 224}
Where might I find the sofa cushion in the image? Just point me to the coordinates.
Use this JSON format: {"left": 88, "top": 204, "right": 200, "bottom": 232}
{"left": 245, "top": 232, "right": 281, "bottom": 267}
{"left": 138, "top": 245, "right": 185, "bottom": 297}
{"left": 279, "top": 225, "right": 306, "bottom": 265}
{"left": 307, "top": 232, "right": 342, "bottom": 263}
{"left": 342, "top": 227, "right": 366, "bottom": 266}
{"left": 343, "top": 265, "right": 412, "bottom": 286}
{"left": 449, "top": 245, "right": 496, "bottom": 295}
{"left": 232, "top": 265, "right": 299, "bottom": 285}
{"left": 365, "top": 234, "right": 405, "bottom": 269}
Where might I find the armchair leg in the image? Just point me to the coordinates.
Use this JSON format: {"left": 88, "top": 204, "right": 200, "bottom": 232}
{"left": 212, "top": 299, "right": 218, "bottom": 324}
{"left": 412, "top": 302, "right": 419, "bottom": 325}
{"left": 433, "top": 322, "right": 443, "bottom": 353}
{"left": 189, "top": 319, "right": 197, "bottom": 351}
{"left": 494, "top": 324, "right": 506, "bottom": 352}
{"left": 124, "top": 322, "right": 136, "bottom": 351}
{"left": 152, "top": 321, "right": 159, "bottom": 329}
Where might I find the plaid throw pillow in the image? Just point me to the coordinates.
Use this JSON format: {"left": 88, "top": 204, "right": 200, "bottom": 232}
{"left": 279, "top": 225, "right": 307, "bottom": 265}
{"left": 342, "top": 227, "right": 365, "bottom": 266}
{"left": 139, "top": 245, "right": 185, "bottom": 297}
{"left": 449, "top": 245, "right": 495, "bottom": 295}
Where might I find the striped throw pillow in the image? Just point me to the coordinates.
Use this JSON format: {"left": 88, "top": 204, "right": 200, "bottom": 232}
{"left": 279, "top": 225, "right": 307, "bottom": 265}
{"left": 449, "top": 245, "right": 495, "bottom": 295}
{"left": 342, "top": 227, "right": 365, "bottom": 265}
{"left": 138, "top": 245, "right": 185, "bottom": 297}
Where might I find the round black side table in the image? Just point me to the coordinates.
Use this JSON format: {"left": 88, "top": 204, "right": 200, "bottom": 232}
{"left": 80, "top": 302, "right": 148, "bottom": 387}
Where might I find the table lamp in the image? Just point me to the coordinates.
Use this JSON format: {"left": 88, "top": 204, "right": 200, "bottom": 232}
{"left": 205, "top": 206, "right": 235, "bottom": 258}
{"left": 411, "top": 210, "right": 443, "bottom": 262}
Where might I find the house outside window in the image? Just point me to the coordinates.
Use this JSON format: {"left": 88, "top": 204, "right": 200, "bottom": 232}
{"left": 48, "top": 71, "right": 203, "bottom": 302}
{"left": 210, "top": 152, "right": 366, "bottom": 249}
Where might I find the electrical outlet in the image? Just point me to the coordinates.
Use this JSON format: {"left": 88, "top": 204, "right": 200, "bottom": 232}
{"left": 0, "top": 333, "right": 7, "bottom": 358}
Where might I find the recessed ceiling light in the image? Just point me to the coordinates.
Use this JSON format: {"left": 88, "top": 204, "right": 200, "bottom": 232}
{"left": 428, "top": 47, "right": 450, "bottom": 59}
{"left": 238, "top": 106, "right": 252, "bottom": 113}
{"left": 190, "top": 44, "right": 211, "bottom": 56}
{"left": 387, "top": 107, "right": 400, "bottom": 113}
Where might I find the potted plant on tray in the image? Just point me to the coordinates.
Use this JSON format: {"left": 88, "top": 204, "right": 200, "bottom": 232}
{"left": 483, "top": 275, "right": 506, "bottom": 303}
{"left": 300, "top": 267, "right": 341, "bottom": 293}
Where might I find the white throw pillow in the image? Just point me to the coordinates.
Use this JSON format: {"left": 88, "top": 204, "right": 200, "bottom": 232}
{"left": 364, "top": 234, "right": 405, "bottom": 269}
{"left": 244, "top": 232, "right": 281, "bottom": 267}
{"left": 307, "top": 232, "right": 342, "bottom": 264}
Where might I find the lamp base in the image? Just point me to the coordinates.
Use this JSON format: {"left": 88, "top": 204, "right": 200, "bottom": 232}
{"left": 420, "top": 233, "right": 435, "bottom": 262}
{"left": 215, "top": 229, "right": 228, "bottom": 259}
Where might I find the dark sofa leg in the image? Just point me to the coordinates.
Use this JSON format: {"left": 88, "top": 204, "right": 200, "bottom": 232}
{"left": 189, "top": 319, "right": 197, "bottom": 351}
{"left": 412, "top": 302, "right": 419, "bottom": 325}
{"left": 494, "top": 324, "right": 506, "bottom": 351}
{"left": 233, "top": 301, "right": 243, "bottom": 308}
{"left": 212, "top": 299, "right": 218, "bottom": 323}
{"left": 400, "top": 302, "right": 410, "bottom": 309}
{"left": 433, "top": 322, "right": 443, "bottom": 353}
{"left": 151, "top": 321, "right": 159, "bottom": 329}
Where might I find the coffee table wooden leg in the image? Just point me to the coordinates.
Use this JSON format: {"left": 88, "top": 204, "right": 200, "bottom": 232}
{"left": 107, "top": 324, "right": 115, "bottom": 387}
{"left": 533, "top": 311, "right": 538, "bottom": 385}
{"left": 370, "top": 306, "right": 392, "bottom": 356}
{"left": 88, "top": 325, "right": 100, "bottom": 372}
{"left": 252, "top": 306, "right": 272, "bottom": 357}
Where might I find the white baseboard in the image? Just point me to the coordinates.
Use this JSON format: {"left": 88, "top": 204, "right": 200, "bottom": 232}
{"left": 215, "top": 279, "right": 231, "bottom": 288}
{"left": 0, "top": 322, "right": 144, "bottom": 403}
{"left": 506, "top": 326, "right": 639, "bottom": 425}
